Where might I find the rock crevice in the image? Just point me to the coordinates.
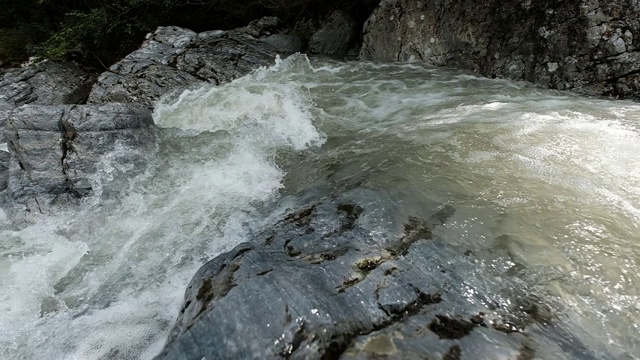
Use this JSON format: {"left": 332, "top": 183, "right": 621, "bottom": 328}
{"left": 3, "top": 103, "right": 156, "bottom": 216}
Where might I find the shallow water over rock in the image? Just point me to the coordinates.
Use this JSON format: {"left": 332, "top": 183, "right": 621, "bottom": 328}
{"left": 1, "top": 55, "right": 639, "bottom": 359}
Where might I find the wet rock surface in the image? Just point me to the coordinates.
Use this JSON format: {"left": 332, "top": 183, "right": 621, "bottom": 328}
{"left": 361, "top": 0, "right": 640, "bottom": 99}
{"left": 157, "top": 199, "right": 596, "bottom": 360}
{"left": 0, "top": 61, "right": 93, "bottom": 142}
{"left": 87, "top": 17, "right": 302, "bottom": 108}
{"left": 3, "top": 103, "right": 156, "bottom": 216}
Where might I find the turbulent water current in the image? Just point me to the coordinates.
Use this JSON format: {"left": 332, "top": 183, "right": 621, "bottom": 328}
{"left": 1, "top": 55, "right": 639, "bottom": 359}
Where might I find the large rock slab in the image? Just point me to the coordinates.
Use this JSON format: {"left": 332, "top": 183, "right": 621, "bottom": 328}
{"left": 0, "top": 61, "right": 93, "bottom": 142}
{"left": 157, "top": 200, "right": 597, "bottom": 359}
{"left": 88, "top": 18, "right": 302, "bottom": 108}
{"left": 360, "top": 0, "right": 640, "bottom": 99}
{"left": 3, "top": 103, "right": 156, "bottom": 215}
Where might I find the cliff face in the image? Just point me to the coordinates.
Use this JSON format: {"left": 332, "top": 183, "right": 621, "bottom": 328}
{"left": 360, "top": 0, "right": 640, "bottom": 99}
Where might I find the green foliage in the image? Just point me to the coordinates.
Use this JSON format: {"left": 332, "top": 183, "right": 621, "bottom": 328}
{"left": 0, "top": 0, "right": 361, "bottom": 67}
{"left": 0, "top": 0, "right": 51, "bottom": 64}
{"left": 43, "top": 8, "right": 108, "bottom": 58}
{"left": 36, "top": 0, "right": 175, "bottom": 66}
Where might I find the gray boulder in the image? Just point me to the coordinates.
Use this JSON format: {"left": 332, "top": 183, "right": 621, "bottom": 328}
{"left": 157, "top": 200, "right": 596, "bottom": 359}
{"left": 3, "top": 103, "right": 156, "bottom": 215}
{"left": 88, "top": 18, "right": 303, "bottom": 108}
{"left": 360, "top": 0, "right": 640, "bottom": 99}
{"left": 309, "top": 11, "right": 359, "bottom": 57}
{"left": 0, "top": 61, "right": 93, "bottom": 142}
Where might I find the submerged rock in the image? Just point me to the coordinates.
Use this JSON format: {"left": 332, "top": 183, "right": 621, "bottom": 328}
{"left": 88, "top": 18, "right": 302, "bottom": 108}
{"left": 3, "top": 103, "right": 156, "bottom": 216}
{"left": 360, "top": 0, "right": 640, "bottom": 99}
{"left": 157, "top": 200, "right": 595, "bottom": 359}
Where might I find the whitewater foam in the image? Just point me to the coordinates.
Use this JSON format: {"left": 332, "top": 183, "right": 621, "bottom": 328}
{"left": 0, "top": 55, "right": 324, "bottom": 359}
{"left": 1, "top": 54, "right": 639, "bottom": 359}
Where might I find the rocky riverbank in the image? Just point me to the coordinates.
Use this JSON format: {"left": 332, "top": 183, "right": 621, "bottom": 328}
{"left": 1, "top": 2, "right": 639, "bottom": 359}
{"left": 1, "top": 15, "right": 355, "bottom": 216}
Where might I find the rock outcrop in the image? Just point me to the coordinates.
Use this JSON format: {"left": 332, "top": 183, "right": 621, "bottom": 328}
{"left": 3, "top": 103, "right": 156, "bottom": 215}
{"left": 0, "top": 61, "right": 93, "bottom": 142}
{"left": 360, "top": 0, "right": 640, "bottom": 99}
{"left": 157, "top": 200, "right": 594, "bottom": 360}
{"left": 87, "top": 17, "right": 302, "bottom": 108}
{"left": 308, "top": 11, "right": 359, "bottom": 57}
{"left": 1, "top": 17, "right": 305, "bottom": 217}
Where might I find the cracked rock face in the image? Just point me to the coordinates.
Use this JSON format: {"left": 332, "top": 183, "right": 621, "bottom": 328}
{"left": 360, "top": 0, "right": 640, "bottom": 99}
{"left": 87, "top": 17, "right": 303, "bottom": 108}
{"left": 3, "top": 103, "right": 156, "bottom": 216}
{"left": 157, "top": 200, "right": 593, "bottom": 360}
{"left": 0, "top": 61, "right": 93, "bottom": 142}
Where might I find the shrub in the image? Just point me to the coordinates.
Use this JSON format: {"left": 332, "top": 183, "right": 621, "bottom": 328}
{"left": 0, "top": 0, "right": 372, "bottom": 68}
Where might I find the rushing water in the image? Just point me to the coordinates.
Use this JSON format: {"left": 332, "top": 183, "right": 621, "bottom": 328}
{"left": 1, "top": 55, "right": 639, "bottom": 359}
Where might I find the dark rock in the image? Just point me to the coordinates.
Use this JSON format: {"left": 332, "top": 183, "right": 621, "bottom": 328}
{"left": 260, "top": 35, "right": 304, "bottom": 54}
{"left": 236, "top": 16, "right": 283, "bottom": 38}
{"left": 3, "top": 103, "right": 156, "bottom": 215}
{"left": 360, "top": 0, "right": 640, "bottom": 99}
{"left": 156, "top": 200, "right": 596, "bottom": 359}
{"left": 88, "top": 18, "right": 302, "bottom": 108}
{"left": 429, "top": 315, "right": 477, "bottom": 340}
{"left": 309, "top": 11, "right": 359, "bottom": 57}
{"left": 443, "top": 344, "right": 462, "bottom": 360}
{"left": 0, "top": 150, "right": 8, "bottom": 192}
{"left": 292, "top": 18, "right": 324, "bottom": 48}
{"left": 0, "top": 61, "right": 93, "bottom": 142}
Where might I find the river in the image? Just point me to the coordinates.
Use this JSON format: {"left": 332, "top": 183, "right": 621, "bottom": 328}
{"left": 0, "top": 55, "right": 638, "bottom": 359}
